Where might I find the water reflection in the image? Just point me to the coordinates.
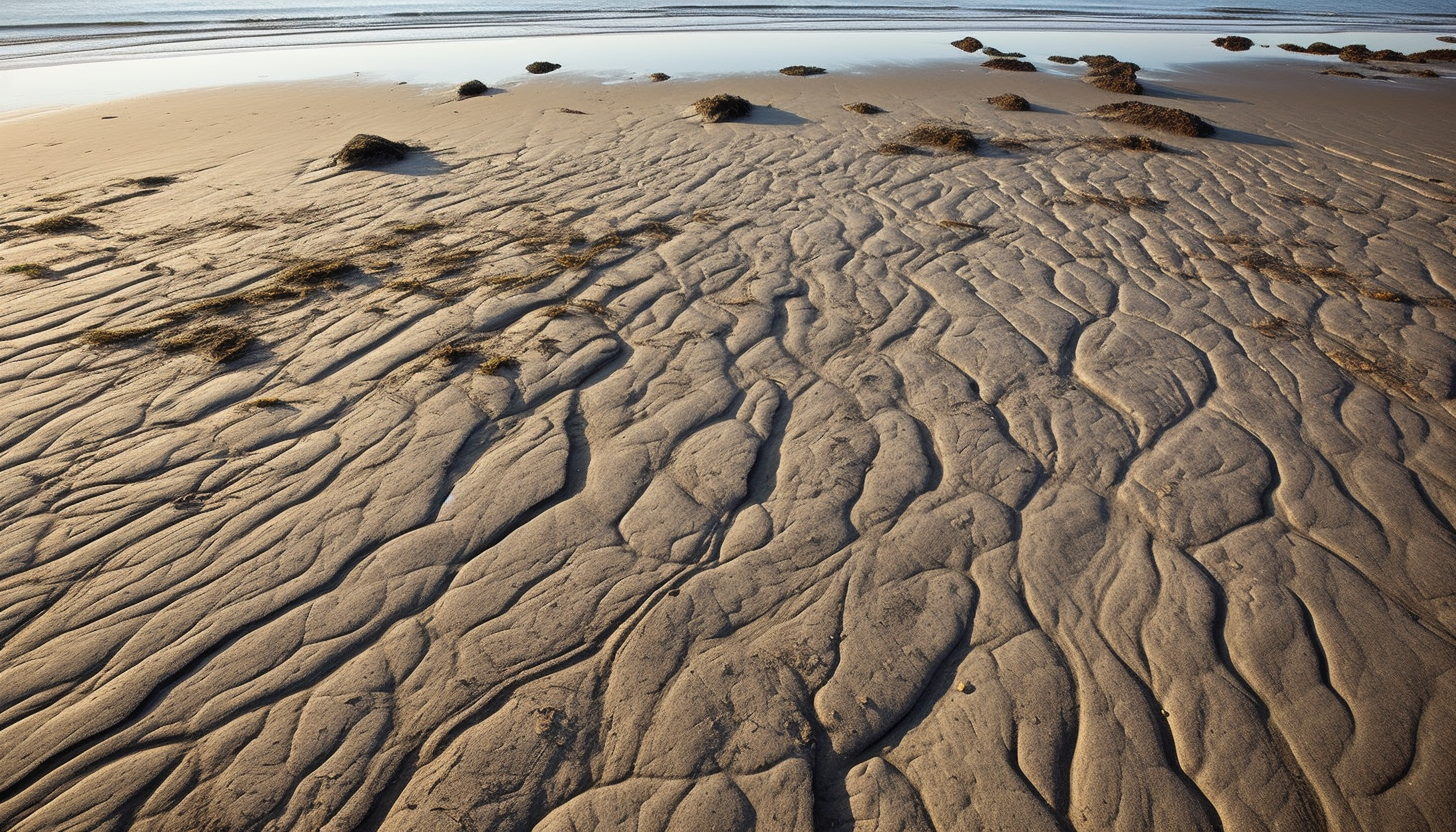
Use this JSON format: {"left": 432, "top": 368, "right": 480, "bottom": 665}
{"left": 0, "top": 28, "right": 1446, "bottom": 114}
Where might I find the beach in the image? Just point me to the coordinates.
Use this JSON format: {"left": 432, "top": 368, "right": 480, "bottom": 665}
{"left": 2, "top": 33, "right": 1456, "bottom": 831}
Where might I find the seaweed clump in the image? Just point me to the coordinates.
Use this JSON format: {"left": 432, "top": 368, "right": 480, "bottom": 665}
{"left": 780, "top": 65, "right": 826, "bottom": 76}
{"left": 1090, "top": 101, "right": 1214, "bottom": 137}
{"left": 987, "top": 93, "right": 1030, "bottom": 111}
{"left": 1339, "top": 44, "right": 1409, "bottom": 63}
{"left": 1082, "top": 55, "right": 1143, "bottom": 94}
{"left": 843, "top": 102, "right": 885, "bottom": 114}
{"left": 332, "top": 134, "right": 412, "bottom": 169}
{"left": 4, "top": 263, "right": 50, "bottom": 278}
{"left": 1113, "top": 135, "right": 1166, "bottom": 151}
{"left": 1287, "top": 42, "right": 1339, "bottom": 55}
{"left": 30, "top": 214, "right": 95, "bottom": 234}
{"left": 1388, "top": 66, "right": 1440, "bottom": 77}
{"left": 982, "top": 47, "right": 1026, "bottom": 58}
{"left": 160, "top": 323, "right": 256, "bottom": 363}
{"left": 902, "top": 123, "right": 979, "bottom": 153}
{"left": 526, "top": 61, "right": 561, "bottom": 74}
{"left": 1278, "top": 41, "right": 1343, "bottom": 55}
{"left": 275, "top": 259, "right": 356, "bottom": 291}
{"left": 649, "top": 72, "right": 670, "bottom": 82}
{"left": 1213, "top": 36, "right": 1254, "bottom": 52}
{"left": 1048, "top": 55, "right": 1078, "bottom": 64}
{"left": 983, "top": 58, "right": 1036, "bottom": 72}
{"left": 951, "top": 37, "right": 983, "bottom": 53}
{"left": 457, "top": 80, "right": 489, "bottom": 98}
{"left": 1409, "top": 48, "right": 1456, "bottom": 61}
{"left": 695, "top": 94, "right": 752, "bottom": 123}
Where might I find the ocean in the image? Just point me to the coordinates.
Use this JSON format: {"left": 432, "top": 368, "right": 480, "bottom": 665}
{"left": 5, "top": 0, "right": 1455, "bottom": 67}
{"left": 2, "top": 0, "right": 1451, "bottom": 112}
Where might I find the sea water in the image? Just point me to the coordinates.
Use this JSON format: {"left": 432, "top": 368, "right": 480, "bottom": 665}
{"left": 2, "top": 0, "right": 1452, "bottom": 112}
{"left": 6, "top": 0, "right": 1454, "bottom": 65}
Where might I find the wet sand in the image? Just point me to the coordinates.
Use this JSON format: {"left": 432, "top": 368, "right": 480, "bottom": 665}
{"left": 1, "top": 52, "right": 1455, "bottom": 831}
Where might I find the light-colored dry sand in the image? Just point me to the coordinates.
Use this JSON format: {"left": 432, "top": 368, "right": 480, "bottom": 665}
{"left": 1, "top": 55, "right": 1455, "bottom": 832}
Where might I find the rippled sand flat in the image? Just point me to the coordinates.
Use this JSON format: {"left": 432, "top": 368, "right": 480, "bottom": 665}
{"left": 1, "top": 58, "right": 1454, "bottom": 831}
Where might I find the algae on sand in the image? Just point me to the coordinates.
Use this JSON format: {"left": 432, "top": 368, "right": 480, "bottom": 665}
{"left": 983, "top": 58, "right": 1036, "bottom": 72}
{"left": 30, "top": 214, "right": 96, "bottom": 234}
{"left": 457, "top": 80, "right": 489, "bottom": 98}
{"left": 332, "top": 134, "right": 413, "bottom": 169}
{"left": 987, "top": 93, "right": 1031, "bottom": 111}
{"left": 902, "top": 123, "right": 979, "bottom": 153}
{"left": 695, "top": 94, "right": 752, "bottom": 123}
{"left": 1090, "top": 101, "right": 1214, "bottom": 137}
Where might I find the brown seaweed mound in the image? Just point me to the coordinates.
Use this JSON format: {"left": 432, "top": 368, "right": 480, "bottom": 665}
{"left": 1090, "top": 101, "right": 1214, "bottom": 137}
{"left": 983, "top": 58, "right": 1036, "bottom": 72}
{"left": 694, "top": 94, "right": 752, "bottom": 123}
{"left": 29, "top": 214, "right": 96, "bottom": 234}
{"left": 457, "top": 80, "right": 488, "bottom": 98}
{"left": 1082, "top": 55, "right": 1143, "bottom": 94}
{"left": 525, "top": 61, "right": 561, "bottom": 74}
{"left": 1213, "top": 36, "right": 1254, "bottom": 52}
{"left": 982, "top": 47, "right": 1027, "bottom": 58}
{"left": 987, "top": 93, "right": 1031, "bottom": 111}
{"left": 159, "top": 323, "right": 256, "bottom": 363}
{"left": 1108, "top": 134, "right": 1167, "bottom": 152}
{"left": 902, "top": 123, "right": 979, "bottom": 153}
{"left": 649, "top": 73, "right": 670, "bottom": 82}
{"left": 331, "top": 134, "right": 412, "bottom": 169}
{"left": 779, "top": 65, "right": 827, "bottom": 76}
{"left": 1081, "top": 54, "right": 1142, "bottom": 71}
{"left": 843, "top": 102, "right": 886, "bottom": 114}
{"left": 1048, "top": 55, "right": 1078, "bottom": 64}
{"left": 951, "top": 36, "right": 983, "bottom": 53}
{"left": 1409, "top": 48, "right": 1456, "bottom": 61}
{"left": 1339, "top": 44, "right": 1413, "bottom": 63}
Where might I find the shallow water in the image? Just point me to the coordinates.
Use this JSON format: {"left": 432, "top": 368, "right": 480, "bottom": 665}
{"left": 4, "top": 0, "right": 1454, "bottom": 69}
{"left": 1, "top": 27, "right": 1451, "bottom": 115}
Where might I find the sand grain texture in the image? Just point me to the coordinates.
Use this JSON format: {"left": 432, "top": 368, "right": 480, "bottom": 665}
{"left": 1, "top": 64, "right": 1455, "bottom": 832}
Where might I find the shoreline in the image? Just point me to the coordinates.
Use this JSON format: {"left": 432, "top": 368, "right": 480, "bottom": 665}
{"left": 1, "top": 27, "right": 1452, "bottom": 115}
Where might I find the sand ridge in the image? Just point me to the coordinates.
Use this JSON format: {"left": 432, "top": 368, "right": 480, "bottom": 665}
{"left": 1, "top": 57, "right": 1455, "bottom": 831}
